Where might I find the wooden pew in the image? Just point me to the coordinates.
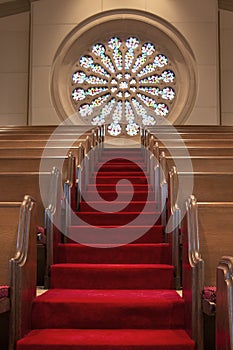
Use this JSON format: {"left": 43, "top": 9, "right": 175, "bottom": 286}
{"left": 157, "top": 139, "right": 233, "bottom": 149}
{"left": 0, "top": 155, "right": 74, "bottom": 287}
{"left": 0, "top": 125, "right": 100, "bottom": 131}
{"left": 0, "top": 125, "right": 102, "bottom": 135}
{"left": 0, "top": 125, "right": 103, "bottom": 143}
{"left": 159, "top": 146, "right": 233, "bottom": 156}
{"left": 181, "top": 197, "right": 233, "bottom": 350}
{"left": 216, "top": 256, "right": 233, "bottom": 350}
{"left": 180, "top": 195, "right": 204, "bottom": 350}
{"left": 0, "top": 196, "right": 37, "bottom": 350}
{"left": 0, "top": 146, "right": 82, "bottom": 157}
{"left": 0, "top": 172, "right": 50, "bottom": 226}
{"left": 164, "top": 156, "right": 233, "bottom": 172}
{"left": 144, "top": 127, "right": 233, "bottom": 350}
{"left": 144, "top": 125, "right": 233, "bottom": 135}
{"left": 0, "top": 130, "right": 96, "bottom": 224}
{"left": 0, "top": 156, "right": 69, "bottom": 172}
{"left": 167, "top": 166, "right": 233, "bottom": 259}
{"left": 141, "top": 126, "right": 233, "bottom": 149}
{"left": 197, "top": 202, "right": 233, "bottom": 287}
{"left": 158, "top": 154, "right": 233, "bottom": 289}
{"left": 148, "top": 132, "right": 233, "bottom": 139}
{"left": 0, "top": 140, "right": 90, "bottom": 147}
{"left": 160, "top": 153, "right": 233, "bottom": 218}
{"left": 176, "top": 172, "right": 233, "bottom": 202}
{"left": 147, "top": 125, "right": 233, "bottom": 131}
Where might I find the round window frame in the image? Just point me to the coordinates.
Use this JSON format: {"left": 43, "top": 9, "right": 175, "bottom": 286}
{"left": 51, "top": 9, "right": 198, "bottom": 125}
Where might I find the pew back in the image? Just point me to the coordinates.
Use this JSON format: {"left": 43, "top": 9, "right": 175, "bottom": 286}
{"left": 198, "top": 202, "right": 233, "bottom": 286}
{"left": 0, "top": 202, "right": 21, "bottom": 285}
{"left": 0, "top": 156, "right": 69, "bottom": 172}
{"left": 0, "top": 173, "right": 50, "bottom": 226}
{"left": 178, "top": 172, "right": 233, "bottom": 202}
{"left": 166, "top": 156, "right": 233, "bottom": 172}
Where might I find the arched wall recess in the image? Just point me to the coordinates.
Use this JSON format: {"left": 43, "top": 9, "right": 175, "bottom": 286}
{"left": 51, "top": 9, "right": 198, "bottom": 126}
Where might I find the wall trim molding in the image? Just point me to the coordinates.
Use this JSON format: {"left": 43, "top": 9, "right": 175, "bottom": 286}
{"left": 0, "top": 0, "right": 39, "bottom": 17}
{"left": 219, "top": 0, "right": 233, "bottom": 11}
{"left": 0, "top": 0, "right": 29, "bottom": 17}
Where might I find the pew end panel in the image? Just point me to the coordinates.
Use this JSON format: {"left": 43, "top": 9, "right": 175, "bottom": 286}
{"left": 7, "top": 196, "right": 37, "bottom": 350}
{"left": 216, "top": 256, "right": 233, "bottom": 350}
{"left": 165, "top": 165, "right": 182, "bottom": 289}
{"left": 44, "top": 168, "right": 63, "bottom": 289}
{"left": 181, "top": 195, "right": 204, "bottom": 350}
{"left": 0, "top": 203, "right": 22, "bottom": 350}
{"left": 186, "top": 201, "right": 233, "bottom": 350}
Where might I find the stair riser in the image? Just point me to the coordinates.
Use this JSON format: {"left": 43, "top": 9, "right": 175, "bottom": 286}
{"left": 79, "top": 201, "right": 156, "bottom": 212}
{"left": 17, "top": 329, "right": 195, "bottom": 350}
{"left": 94, "top": 166, "right": 146, "bottom": 172}
{"left": 68, "top": 225, "right": 163, "bottom": 244}
{"left": 31, "top": 300, "right": 184, "bottom": 329}
{"left": 50, "top": 266, "right": 174, "bottom": 290}
{"left": 75, "top": 213, "right": 161, "bottom": 226}
{"left": 81, "top": 192, "right": 156, "bottom": 201}
{"left": 57, "top": 244, "right": 172, "bottom": 264}
{"left": 90, "top": 178, "right": 148, "bottom": 185}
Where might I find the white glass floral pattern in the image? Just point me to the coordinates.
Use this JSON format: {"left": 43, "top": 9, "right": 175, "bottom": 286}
{"left": 71, "top": 36, "right": 176, "bottom": 136}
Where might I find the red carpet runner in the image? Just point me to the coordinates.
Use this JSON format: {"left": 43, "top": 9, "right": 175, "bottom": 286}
{"left": 17, "top": 148, "right": 194, "bottom": 349}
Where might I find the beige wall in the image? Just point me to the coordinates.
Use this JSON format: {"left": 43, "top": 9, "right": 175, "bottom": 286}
{"left": 29, "top": 0, "right": 219, "bottom": 125}
{"left": 220, "top": 9, "right": 233, "bottom": 125}
{"left": 0, "top": 12, "right": 29, "bottom": 125}
{"left": 0, "top": 0, "right": 224, "bottom": 126}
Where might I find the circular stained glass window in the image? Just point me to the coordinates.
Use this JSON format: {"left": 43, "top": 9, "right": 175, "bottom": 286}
{"left": 71, "top": 36, "right": 176, "bottom": 136}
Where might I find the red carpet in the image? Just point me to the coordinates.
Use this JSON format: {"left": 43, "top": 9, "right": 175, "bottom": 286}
{"left": 17, "top": 147, "right": 194, "bottom": 349}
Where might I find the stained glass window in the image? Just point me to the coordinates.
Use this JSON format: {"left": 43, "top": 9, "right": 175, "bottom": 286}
{"left": 71, "top": 36, "right": 176, "bottom": 136}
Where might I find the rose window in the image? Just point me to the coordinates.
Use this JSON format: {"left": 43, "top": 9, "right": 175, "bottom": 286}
{"left": 71, "top": 36, "right": 176, "bottom": 136}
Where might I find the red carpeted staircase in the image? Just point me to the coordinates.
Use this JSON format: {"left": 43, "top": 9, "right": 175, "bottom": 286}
{"left": 17, "top": 147, "right": 194, "bottom": 350}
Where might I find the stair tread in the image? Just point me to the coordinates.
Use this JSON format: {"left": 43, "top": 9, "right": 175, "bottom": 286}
{"left": 34, "top": 288, "right": 182, "bottom": 303}
{"left": 58, "top": 243, "right": 169, "bottom": 247}
{"left": 69, "top": 225, "right": 163, "bottom": 228}
{"left": 31, "top": 289, "right": 184, "bottom": 330}
{"left": 52, "top": 263, "right": 174, "bottom": 268}
{"left": 76, "top": 211, "right": 160, "bottom": 215}
{"left": 17, "top": 329, "right": 194, "bottom": 348}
